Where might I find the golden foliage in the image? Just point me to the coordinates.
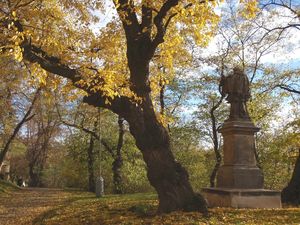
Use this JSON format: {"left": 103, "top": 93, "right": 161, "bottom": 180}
{"left": 0, "top": 0, "right": 258, "bottom": 108}
{"left": 239, "top": 0, "right": 260, "bottom": 19}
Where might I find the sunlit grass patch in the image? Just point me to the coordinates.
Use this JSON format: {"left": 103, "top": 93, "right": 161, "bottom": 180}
{"left": 0, "top": 180, "right": 20, "bottom": 194}
{"left": 37, "top": 192, "right": 300, "bottom": 225}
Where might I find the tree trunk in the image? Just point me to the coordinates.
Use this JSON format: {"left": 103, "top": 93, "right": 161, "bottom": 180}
{"left": 112, "top": 116, "right": 125, "bottom": 194}
{"left": 125, "top": 95, "right": 207, "bottom": 214}
{"left": 209, "top": 97, "right": 224, "bottom": 187}
{"left": 210, "top": 154, "right": 221, "bottom": 188}
{"left": 87, "top": 133, "right": 95, "bottom": 192}
{"left": 128, "top": 51, "right": 207, "bottom": 212}
{"left": 139, "top": 134, "right": 207, "bottom": 214}
{"left": 28, "top": 163, "right": 42, "bottom": 187}
{"left": 281, "top": 149, "right": 300, "bottom": 205}
{"left": 112, "top": 156, "right": 123, "bottom": 194}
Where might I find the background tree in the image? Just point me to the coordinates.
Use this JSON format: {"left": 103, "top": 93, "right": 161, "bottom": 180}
{"left": 278, "top": 96, "right": 300, "bottom": 204}
{"left": 25, "top": 89, "right": 60, "bottom": 187}
{"left": 0, "top": 87, "right": 40, "bottom": 166}
{"left": 0, "top": 56, "right": 42, "bottom": 178}
{"left": 58, "top": 102, "right": 127, "bottom": 194}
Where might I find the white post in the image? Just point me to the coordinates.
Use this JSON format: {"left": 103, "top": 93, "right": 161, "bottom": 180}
{"left": 95, "top": 176, "right": 104, "bottom": 197}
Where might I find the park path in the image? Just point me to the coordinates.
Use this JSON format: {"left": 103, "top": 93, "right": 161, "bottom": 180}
{"left": 0, "top": 188, "right": 77, "bottom": 225}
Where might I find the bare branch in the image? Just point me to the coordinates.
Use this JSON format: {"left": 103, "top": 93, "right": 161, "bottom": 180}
{"left": 261, "top": 1, "right": 299, "bottom": 18}
{"left": 275, "top": 84, "right": 300, "bottom": 94}
{"left": 164, "top": 3, "right": 193, "bottom": 30}
{"left": 259, "top": 23, "right": 300, "bottom": 42}
{"left": 58, "top": 114, "right": 116, "bottom": 157}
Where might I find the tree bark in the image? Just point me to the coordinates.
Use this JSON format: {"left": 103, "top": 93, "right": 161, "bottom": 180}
{"left": 112, "top": 116, "right": 125, "bottom": 194}
{"left": 209, "top": 97, "right": 224, "bottom": 187}
{"left": 281, "top": 149, "right": 300, "bottom": 205}
{"left": 87, "top": 133, "right": 95, "bottom": 192}
{"left": 28, "top": 161, "right": 43, "bottom": 187}
{"left": 86, "top": 120, "right": 99, "bottom": 192}
{"left": 127, "top": 36, "right": 208, "bottom": 212}
{"left": 125, "top": 94, "right": 207, "bottom": 213}
{"left": 27, "top": 104, "right": 57, "bottom": 187}
{"left": 135, "top": 123, "right": 207, "bottom": 213}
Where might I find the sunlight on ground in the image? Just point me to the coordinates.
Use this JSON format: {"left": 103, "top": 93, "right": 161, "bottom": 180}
{"left": 0, "top": 185, "right": 300, "bottom": 225}
{"left": 29, "top": 192, "right": 300, "bottom": 225}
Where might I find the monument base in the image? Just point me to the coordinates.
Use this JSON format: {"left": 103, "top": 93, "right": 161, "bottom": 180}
{"left": 202, "top": 188, "right": 282, "bottom": 208}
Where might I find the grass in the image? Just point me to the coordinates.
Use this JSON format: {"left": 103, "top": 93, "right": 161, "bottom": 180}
{"left": 34, "top": 192, "right": 300, "bottom": 225}
{"left": 0, "top": 179, "right": 20, "bottom": 194}
{"left": 1, "top": 185, "right": 300, "bottom": 224}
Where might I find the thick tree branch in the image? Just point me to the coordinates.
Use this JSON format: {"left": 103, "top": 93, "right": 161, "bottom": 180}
{"left": 101, "top": 138, "right": 115, "bottom": 157}
{"left": 141, "top": 2, "right": 153, "bottom": 38}
{"left": 152, "top": 0, "right": 180, "bottom": 49}
{"left": 20, "top": 39, "right": 136, "bottom": 118}
{"left": 22, "top": 42, "right": 79, "bottom": 82}
{"left": 113, "top": 0, "right": 140, "bottom": 39}
{"left": 159, "top": 82, "right": 166, "bottom": 116}
{"left": 61, "top": 119, "right": 99, "bottom": 140}
{"left": 209, "top": 95, "right": 224, "bottom": 187}
{"left": 152, "top": 0, "right": 214, "bottom": 51}
{"left": 24, "top": 114, "right": 35, "bottom": 122}
{"left": 164, "top": 3, "right": 193, "bottom": 30}
{"left": 116, "top": 116, "right": 125, "bottom": 156}
{"left": 14, "top": 0, "right": 35, "bottom": 9}
{"left": 2, "top": 15, "right": 132, "bottom": 117}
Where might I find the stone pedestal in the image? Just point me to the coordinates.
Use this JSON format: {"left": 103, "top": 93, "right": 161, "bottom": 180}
{"left": 202, "top": 120, "right": 281, "bottom": 208}
{"left": 202, "top": 188, "right": 281, "bottom": 208}
{"left": 217, "top": 121, "right": 263, "bottom": 189}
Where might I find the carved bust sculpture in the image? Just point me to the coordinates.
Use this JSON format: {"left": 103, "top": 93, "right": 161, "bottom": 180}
{"left": 220, "top": 67, "right": 251, "bottom": 120}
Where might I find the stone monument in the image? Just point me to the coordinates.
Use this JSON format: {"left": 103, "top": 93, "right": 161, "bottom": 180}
{"left": 202, "top": 67, "right": 281, "bottom": 208}
{"left": 95, "top": 176, "right": 104, "bottom": 197}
